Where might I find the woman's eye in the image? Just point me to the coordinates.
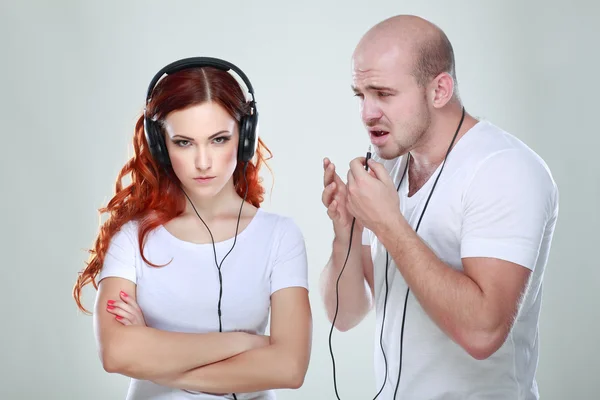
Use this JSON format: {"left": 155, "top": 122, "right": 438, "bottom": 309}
{"left": 175, "top": 140, "right": 190, "bottom": 147}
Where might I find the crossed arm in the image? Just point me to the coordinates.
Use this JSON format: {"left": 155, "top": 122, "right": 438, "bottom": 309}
{"left": 95, "top": 277, "right": 312, "bottom": 392}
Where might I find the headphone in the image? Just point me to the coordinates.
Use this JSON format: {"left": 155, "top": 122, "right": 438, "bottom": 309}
{"left": 143, "top": 56, "right": 259, "bottom": 168}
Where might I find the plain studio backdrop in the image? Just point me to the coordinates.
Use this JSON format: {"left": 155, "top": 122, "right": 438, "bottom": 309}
{"left": 1, "top": 0, "right": 598, "bottom": 399}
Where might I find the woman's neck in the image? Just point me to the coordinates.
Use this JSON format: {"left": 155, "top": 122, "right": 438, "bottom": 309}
{"left": 182, "top": 180, "right": 244, "bottom": 220}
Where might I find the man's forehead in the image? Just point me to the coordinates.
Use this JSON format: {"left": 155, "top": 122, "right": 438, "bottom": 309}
{"left": 353, "top": 44, "right": 410, "bottom": 72}
{"left": 352, "top": 52, "right": 410, "bottom": 89}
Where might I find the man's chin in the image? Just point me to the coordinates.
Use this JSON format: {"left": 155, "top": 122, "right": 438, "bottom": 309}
{"left": 373, "top": 145, "right": 402, "bottom": 161}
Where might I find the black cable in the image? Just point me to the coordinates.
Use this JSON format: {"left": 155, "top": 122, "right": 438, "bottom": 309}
{"left": 329, "top": 107, "right": 466, "bottom": 399}
{"left": 392, "top": 107, "right": 465, "bottom": 398}
{"left": 328, "top": 148, "right": 371, "bottom": 400}
{"left": 373, "top": 162, "right": 408, "bottom": 400}
{"left": 328, "top": 214, "right": 356, "bottom": 400}
{"left": 181, "top": 162, "right": 249, "bottom": 400}
{"left": 329, "top": 147, "right": 392, "bottom": 400}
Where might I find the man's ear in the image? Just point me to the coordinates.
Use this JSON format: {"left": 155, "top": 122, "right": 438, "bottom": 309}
{"left": 429, "top": 72, "right": 454, "bottom": 108}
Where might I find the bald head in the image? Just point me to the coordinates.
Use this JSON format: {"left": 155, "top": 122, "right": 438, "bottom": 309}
{"left": 354, "top": 15, "right": 456, "bottom": 88}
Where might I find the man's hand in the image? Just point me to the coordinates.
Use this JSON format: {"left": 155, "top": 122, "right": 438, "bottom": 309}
{"left": 346, "top": 157, "right": 401, "bottom": 234}
{"left": 322, "top": 157, "right": 356, "bottom": 235}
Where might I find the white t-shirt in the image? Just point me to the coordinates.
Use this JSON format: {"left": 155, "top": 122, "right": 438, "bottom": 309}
{"left": 97, "top": 208, "right": 309, "bottom": 400}
{"left": 362, "top": 120, "right": 559, "bottom": 400}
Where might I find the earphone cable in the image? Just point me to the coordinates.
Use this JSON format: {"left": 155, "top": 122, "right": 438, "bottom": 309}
{"left": 181, "top": 161, "right": 249, "bottom": 400}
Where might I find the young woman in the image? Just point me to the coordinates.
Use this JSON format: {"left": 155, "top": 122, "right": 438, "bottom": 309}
{"left": 73, "top": 57, "right": 312, "bottom": 399}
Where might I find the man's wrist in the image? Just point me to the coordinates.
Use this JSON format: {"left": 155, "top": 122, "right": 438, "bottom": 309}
{"left": 375, "top": 211, "right": 408, "bottom": 251}
{"left": 333, "top": 221, "right": 362, "bottom": 244}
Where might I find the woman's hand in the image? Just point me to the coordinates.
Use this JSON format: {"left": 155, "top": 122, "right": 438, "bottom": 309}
{"left": 106, "top": 290, "right": 147, "bottom": 326}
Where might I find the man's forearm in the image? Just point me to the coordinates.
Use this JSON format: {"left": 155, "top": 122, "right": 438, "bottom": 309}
{"left": 320, "top": 226, "right": 372, "bottom": 331}
{"left": 376, "top": 214, "right": 495, "bottom": 353}
{"left": 103, "top": 327, "right": 251, "bottom": 380}
{"left": 156, "top": 344, "right": 306, "bottom": 393}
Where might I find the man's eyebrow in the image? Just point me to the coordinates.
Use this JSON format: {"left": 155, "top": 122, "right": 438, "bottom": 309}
{"left": 352, "top": 85, "right": 397, "bottom": 93}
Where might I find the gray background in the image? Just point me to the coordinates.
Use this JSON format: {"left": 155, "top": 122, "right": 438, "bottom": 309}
{"left": 1, "top": 0, "right": 598, "bottom": 399}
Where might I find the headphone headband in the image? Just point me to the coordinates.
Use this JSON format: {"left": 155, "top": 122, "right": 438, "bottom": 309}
{"left": 145, "top": 56, "right": 255, "bottom": 107}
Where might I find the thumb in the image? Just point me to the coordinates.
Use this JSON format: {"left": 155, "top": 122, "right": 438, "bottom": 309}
{"left": 367, "top": 159, "right": 392, "bottom": 184}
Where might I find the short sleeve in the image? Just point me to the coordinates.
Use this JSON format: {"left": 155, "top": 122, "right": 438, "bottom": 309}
{"left": 97, "top": 222, "right": 139, "bottom": 284}
{"left": 270, "top": 218, "right": 309, "bottom": 295}
{"left": 461, "top": 149, "right": 558, "bottom": 271}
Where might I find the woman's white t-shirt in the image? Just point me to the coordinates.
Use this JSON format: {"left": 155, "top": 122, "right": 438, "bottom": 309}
{"left": 97, "top": 208, "right": 309, "bottom": 400}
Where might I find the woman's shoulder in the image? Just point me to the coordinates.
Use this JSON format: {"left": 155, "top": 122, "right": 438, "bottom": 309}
{"left": 109, "top": 219, "right": 157, "bottom": 247}
{"left": 118, "top": 219, "right": 141, "bottom": 236}
{"left": 255, "top": 208, "right": 304, "bottom": 238}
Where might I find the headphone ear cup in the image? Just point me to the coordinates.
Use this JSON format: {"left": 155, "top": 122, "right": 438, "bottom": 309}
{"left": 238, "top": 112, "right": 258, "bottom": 163}
{"left": 145, "top": 118, "right": 171, "bottom": 167}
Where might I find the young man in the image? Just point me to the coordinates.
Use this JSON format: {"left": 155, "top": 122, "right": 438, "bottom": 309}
{"left": 320, "top": 15, "right": 558, "bottom": 399}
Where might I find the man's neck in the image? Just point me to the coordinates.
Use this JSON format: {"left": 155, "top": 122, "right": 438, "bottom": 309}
{"left": 410, "top": 106, "right": 478, "bottom": 170}
{"left": 405, "top": 106, "right": 478, "bottom": 196}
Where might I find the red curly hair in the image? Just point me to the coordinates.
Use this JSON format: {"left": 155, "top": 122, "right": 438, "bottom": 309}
{"left": 73, "top": 66, "right": 272, "bottom": 314}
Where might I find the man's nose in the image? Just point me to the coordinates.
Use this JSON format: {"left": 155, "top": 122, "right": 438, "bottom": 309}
{"left": 361, "top": 98, "right": 383, "bottom": 126}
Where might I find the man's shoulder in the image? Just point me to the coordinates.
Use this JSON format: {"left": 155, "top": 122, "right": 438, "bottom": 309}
{"left": 462, "top": 120, "right": 555, "bottom": 183}
{"left": 460, "top": 121, "right": 558, "bottom": 211}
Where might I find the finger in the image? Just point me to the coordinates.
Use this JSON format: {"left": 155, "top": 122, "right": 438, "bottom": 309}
{"left": 327, "top": 199, "right": 339, "bottom": 221}
{"left": 120, "top": 291, "right": 142, "bottom": 313}
{"left": 367, "top": 159, "right": 394, "bottom": 185}
{"left": 106, "top": 303, "right": 137, "bottom": 322}
{"left": 328, "top": 199, "right": 348, "bottom": 225}
{"left": 346, "top": 170, "right": 357, "bottom": 201}
{"left": 108, "top": 299, "right": 139, "bottom": 316}
{"left": 115, "top": 315, "right": 132, "bottom": 326}
{"left": 107, "top": 299, "right": 142, "bottom": 323}
{"left": 323, "top": 161, "right": 335, "bottom": 187}
{"left": 347, "top": 169, "right": 355, "bottom": 190}
{"left": 322, "top": 181, "right": 336, "bottom": 207}
{"left": 349, "top": 157, "right": 369, "bottom": 181}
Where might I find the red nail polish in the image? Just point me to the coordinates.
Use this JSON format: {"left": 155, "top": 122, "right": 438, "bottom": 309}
{"left": 107, "top": 300, "right": 115, "bottom": 305}
{"left": 107, "top": 305, "right": 115, "bottom": 310}
{"left": 120, "top": 291, "right": 127, "bottom": 297}
{"left": 116, "top": 316, "right": 123, "bottom": 320}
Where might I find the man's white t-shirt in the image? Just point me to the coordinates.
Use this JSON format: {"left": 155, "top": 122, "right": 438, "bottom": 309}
{"left": 97, "top": 208, "right": 309, "bottom": 400}
{"left": 363, "top": 120, "right": 559, "bottom": 399}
